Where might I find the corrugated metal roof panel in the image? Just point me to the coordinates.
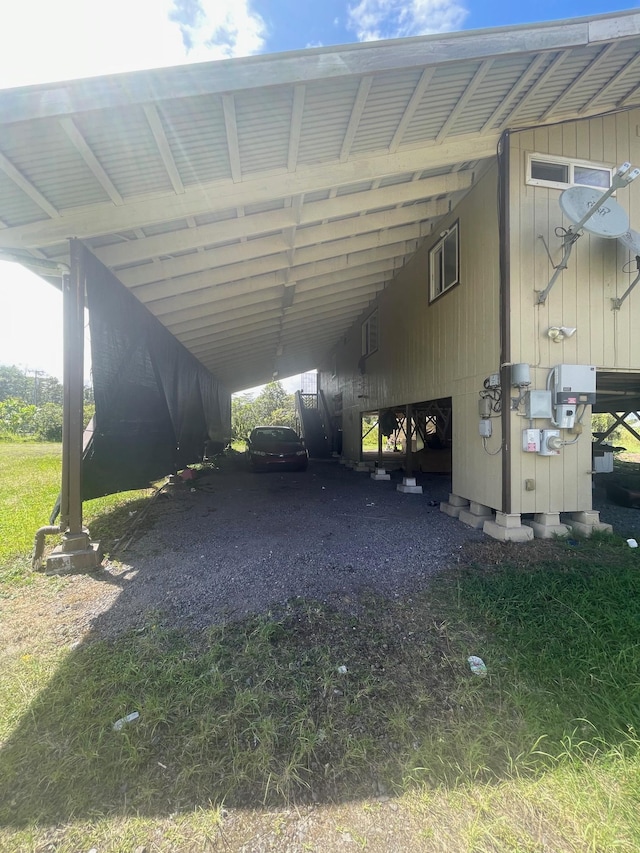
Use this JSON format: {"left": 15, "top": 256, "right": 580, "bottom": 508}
{"left": 0, "top": 170, "right": 52, "bottom": 227}
{"left": 73, "top": 105, "right": 174, "bottom": 197}
{"left": 235, "top": 88, "right": 292, "bottom": 174}
{"left": 297, "top": 79, "right": 361, "bottom": 164}
{"left": 0, "top": 119, "right": 110, "bottom": 210}
{"left": 350, "top": 69, "right": 426, "bottom": 155}
{"left": 159, "top": 95, "right": 231, "bottom": 186}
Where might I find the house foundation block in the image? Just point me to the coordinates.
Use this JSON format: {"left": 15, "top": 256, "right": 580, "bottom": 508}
{"left": 523, "top": 512, "right": 570, "bottom": 539}
{"left": 440, "top": 493, "right": 469, "bottom": 518}
{"left": 397, "top": 476, "right": 423, "bottom": 494}
{"left": 483, "top": 512, "right": 534, "bottom": 542}
{"left": 371, "top": 468, "right": 391, "bottom": 481}
{"left": 353, "top": 462, "right": 371, "bottom": 472}
{"left": 46, "top": 532, "right": 103, "bottom": 575}
{"left": 459, "top": 501, "right": 494, "bottom": 529}
{"left": 568, "top": 511, "right": 613, "bottom": 536}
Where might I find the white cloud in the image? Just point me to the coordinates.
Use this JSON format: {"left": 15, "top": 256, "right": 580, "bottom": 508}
{"left": 170, "top": 0, "right": 266, "bottom": 62}
{"left": 0, "top": 0, "right": 266, "bottom": 90}
{"left": 347, "top": 0, "right": 468, "bottom": 42}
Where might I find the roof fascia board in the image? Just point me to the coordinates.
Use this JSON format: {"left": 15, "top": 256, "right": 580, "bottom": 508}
{"left": 3, "top": 13, "right": 639, "bottom": 124}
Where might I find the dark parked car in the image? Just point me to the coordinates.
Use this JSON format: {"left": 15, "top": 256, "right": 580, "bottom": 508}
{"left": 247, "top": 426, "right": 308, "bottom": 472}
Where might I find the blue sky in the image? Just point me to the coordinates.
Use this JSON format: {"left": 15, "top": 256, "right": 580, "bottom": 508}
{"left": 0, "top": 0, "right": 636, "bottom": 385}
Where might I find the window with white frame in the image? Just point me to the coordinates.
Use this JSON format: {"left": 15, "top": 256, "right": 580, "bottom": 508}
{"left": 361, "top": 310, "right": 378, "bottom": 357}
{"left": 429, "top": 222, "right": 459, "bottom": 302}
{"left": 526, "top": 153, "right": 613, "bottom": 191}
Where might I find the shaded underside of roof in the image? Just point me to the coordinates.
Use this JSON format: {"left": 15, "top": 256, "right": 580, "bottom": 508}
{"left": 2, "top": 10, "right": 640, "bottom": 391}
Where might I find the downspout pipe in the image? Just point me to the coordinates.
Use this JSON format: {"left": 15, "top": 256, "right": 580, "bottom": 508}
{"left": 498, "top": 131, "right": 512, "bottom": 515}
{"left": 32, "top": 525, "right": 63, "bottom": 571}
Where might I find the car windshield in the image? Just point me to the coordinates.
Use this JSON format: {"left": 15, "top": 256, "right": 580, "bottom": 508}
{"left": 252, "top": 428, "right": 298, "bottom": 442}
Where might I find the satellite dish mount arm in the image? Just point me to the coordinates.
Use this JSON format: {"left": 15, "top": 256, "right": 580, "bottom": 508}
{"left": 535, "top": 228, "right": 582, "bottom": 305}
{"left": 612, "top": 254, "right": 640, "bottom": 310}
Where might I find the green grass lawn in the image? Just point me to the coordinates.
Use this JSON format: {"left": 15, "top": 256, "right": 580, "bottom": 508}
{"left": 0, "top": 442, "right": 153, "bottom": 581}
{"left": 1, "top": 442, "right": 640, "bottom": 851}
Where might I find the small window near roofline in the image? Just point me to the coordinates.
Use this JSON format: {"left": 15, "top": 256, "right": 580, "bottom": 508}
{"left": 362, "top": 310, "right": 378, "bottom": 357}
{"left": 526, "top": 152, "right": 613, "bottom": 191}
{"left": 429, "top": 222, "right": 459, "bottom": 303}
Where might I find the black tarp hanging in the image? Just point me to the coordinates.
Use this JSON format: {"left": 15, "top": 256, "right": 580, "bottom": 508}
{"left": 81, "top": 244, "right": 231, "bottom": 499}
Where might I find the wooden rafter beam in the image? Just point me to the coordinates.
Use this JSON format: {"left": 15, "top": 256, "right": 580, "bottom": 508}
{"left": 143, "top": 105, "right": 185, "bottom": 194}
{"left": 59, "top": 118, "right": 123, "bottom": 205}
{"left": 0, "top": 136, "right": 493, "bottom": 250}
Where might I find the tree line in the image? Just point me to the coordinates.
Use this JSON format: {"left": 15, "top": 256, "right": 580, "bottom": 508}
{"left": 1, "top": 366, "right": 298, "bottom": 444}
{"left": 231, "top": 381, "right": 298, "bottom": 440}
{"left": 0, "top": 364, "right": 94, "bottom": 441}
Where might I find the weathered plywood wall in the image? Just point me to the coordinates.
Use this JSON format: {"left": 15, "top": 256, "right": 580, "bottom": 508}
{"left": 509, "top": 110, "right": 640, "bottom": 514}
{"left": 320, "top": 165, "right": 503, "bottom": 510}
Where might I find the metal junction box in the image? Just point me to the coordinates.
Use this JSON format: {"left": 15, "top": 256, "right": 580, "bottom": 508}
{"left": 525, "top": 390, "right": 553, "bottom": 419}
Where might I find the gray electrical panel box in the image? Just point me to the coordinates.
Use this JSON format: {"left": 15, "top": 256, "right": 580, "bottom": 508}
{"left": 525, "top": 390, "right": 553, "bottom": 419}
{"left": 554, "top": 364, "right": 597, "bottom": 404}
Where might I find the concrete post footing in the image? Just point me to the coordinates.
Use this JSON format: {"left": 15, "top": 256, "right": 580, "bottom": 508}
{"left": 397, "top": 477, "right": 423, "bottom": 494}
{"left": 46, "top": 532, "right": 103, "bottom": 575}
{"left": 483, "top": 512, "right": 534, "bottom": 542}
{"left": 440, "top": 493, "right": 469, "bottom": 518}
{"left": 567, "top": 511, "right": 613, "bottom": 537}
{"left": 523, "top": 512, "right": 570, "bottom": 539}
{"left": 371, "top": 468, "right": 391, "bottom": 481}
{"left": 459, "top": 501, "right": 494, "bottom": 529}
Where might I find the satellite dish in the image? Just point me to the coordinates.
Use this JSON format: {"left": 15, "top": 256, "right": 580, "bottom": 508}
{"left": 559, "top": 186, "right": 629, "bottom": 238}
{"left": 618, "top": 228, "right": 640, "bottom": 255}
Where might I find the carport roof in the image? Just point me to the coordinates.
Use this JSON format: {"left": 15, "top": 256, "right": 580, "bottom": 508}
{"left": 2, "top": 10, "right": 640, "bottom": 392}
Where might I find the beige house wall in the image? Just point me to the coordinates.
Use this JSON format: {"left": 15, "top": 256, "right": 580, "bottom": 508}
{"left": 320, "top": 165, "right": 503, "bottom": 510}
{"left": 508, "top": 111, "right": 640, "bottom": 514}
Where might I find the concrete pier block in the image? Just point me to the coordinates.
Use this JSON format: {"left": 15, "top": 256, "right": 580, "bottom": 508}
{"left": 523, "top": 512, "right": 570, "bottom": 539}
{"left": 371, "top": 468, "right": 391, "bottom": 481}
{"left": 396, "top": 476, "right": 423, "bottom": 494}
{"left": 440, "top": 494, "right": 469, "bottom": 518}
{"left": 46, "top": 533, "right": 103, "bottom": 575}
{"left": 568, "top": 511, "right": 613, "bottom": 536}
{"left": 483, "top": 512, "right": 534, "bottom": 542}
{"left": 459, "top": 501, "right": 493, "bottom": 529}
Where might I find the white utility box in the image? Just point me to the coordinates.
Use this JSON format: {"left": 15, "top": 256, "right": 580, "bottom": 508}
{"left": 522, "top": 428, "right": 541, "bottom": 452}
{"left": 479, "top": 420, "right": 492, "bottom": 437}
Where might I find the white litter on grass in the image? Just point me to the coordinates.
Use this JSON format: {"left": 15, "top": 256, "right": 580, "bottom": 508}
{"left": 468, "top": 656, "right": 487, "bottom": 677}
{"left": 627, "top": 538, "right": 638, "bottom": 548}
{"left": 113, "top": 711, "right": 140, "bottom": 731}
{"left": 337, "top": 665, "right": 348, "bottom": 674}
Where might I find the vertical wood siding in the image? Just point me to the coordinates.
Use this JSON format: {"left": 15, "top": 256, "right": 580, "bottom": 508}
{"left": 509, "top": 110, "right": 640, "bottom": 513}
{"left": 320, "top": 166, "right": 503, "bottom": 509}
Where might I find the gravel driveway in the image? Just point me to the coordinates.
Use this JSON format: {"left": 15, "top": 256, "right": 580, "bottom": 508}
{"left": 92, "top": 456, "right": 484, "bottom": 638}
